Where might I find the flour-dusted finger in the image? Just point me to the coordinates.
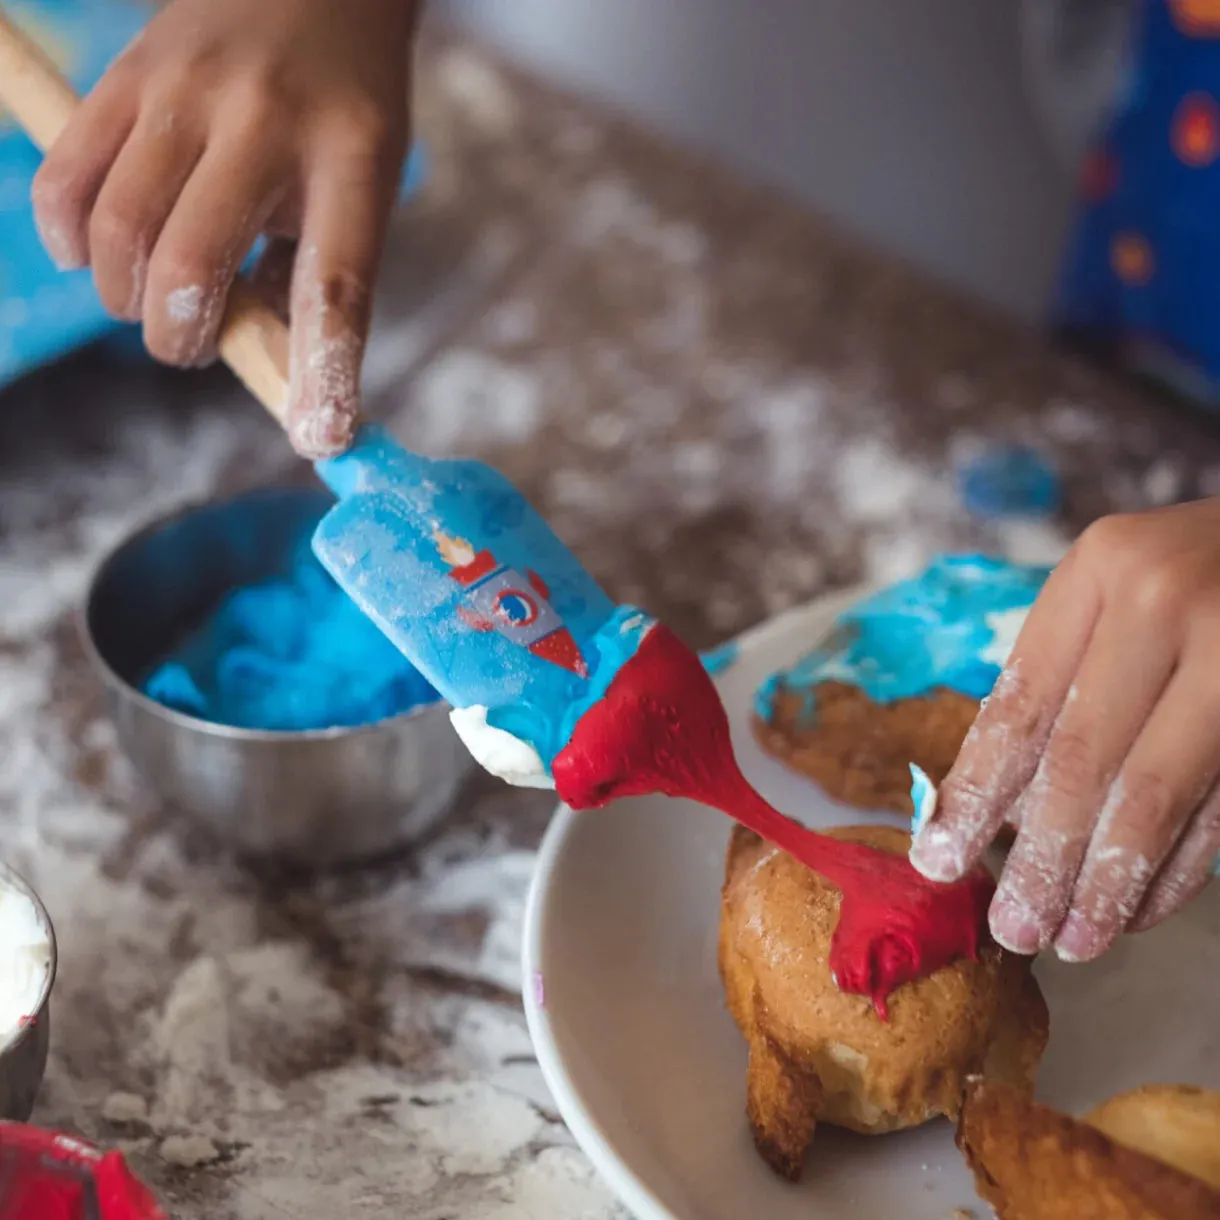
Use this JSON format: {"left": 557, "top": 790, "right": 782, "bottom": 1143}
{"left": 911, "top": 551, "right": 1098, "bottom": 884}
{"left": 88, "top": 109, "right": 204, "bottom": 321}
{"left": 1052, "top": 657, "right": 1220, "bottom": 960}
{"left": 31, "top": 57, "right": 139, "bottom": 269}
{"left": 285, "top": 118, "right": 404, "bottom": 458}
{"left": 1054, "top": 649, "right": 1220, "bottom": 961}
{"left": 987, "top": 579, "right": 1178, "bottom": 954}
{"left": 1129, "top": 778, "right": 1220, "bottom": 933}
{"left": 143, "top": 123, "right": 290, "bottom": 366}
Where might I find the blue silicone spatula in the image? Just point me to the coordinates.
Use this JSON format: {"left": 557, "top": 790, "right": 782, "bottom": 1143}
{"left": 0, "top": 9, "right": 644, "bottom": 787}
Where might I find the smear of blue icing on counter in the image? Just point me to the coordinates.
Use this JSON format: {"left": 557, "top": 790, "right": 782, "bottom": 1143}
{"left": 700, "top": 640, "right": 740, "bottom": 676}
{"left": 754, "top": 554, "right": 1051, "bottom": 723}
{"left": 143, "top": 542, "right": 438, "bottom": 731}
{"left": 957, "top": 444, "right": 1060, "bottom": 520}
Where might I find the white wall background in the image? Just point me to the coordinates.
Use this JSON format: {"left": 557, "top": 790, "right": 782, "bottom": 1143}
{"left": 438, "top": 0, "right": 1078, "bottom": 322}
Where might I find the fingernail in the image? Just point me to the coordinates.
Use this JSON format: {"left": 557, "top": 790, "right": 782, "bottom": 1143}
{"left": 909, "top": 824, "right": 966, "bottom": 882}
{"left": 37, "top": 220, "right": 85, "bottom": 271}
{"left": 1053, "top": 912, "right": 1101, "bottom": 963}
{"left": 990, "top": 895, "right": 1044, "bottom": 955}
{"left": 289, "top": 400, "right": 358, "bottom": 461}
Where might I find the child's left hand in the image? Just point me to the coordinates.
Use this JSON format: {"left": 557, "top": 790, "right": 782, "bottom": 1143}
{"left": 910, "top": 497, "right": 1220, "bottom": 961}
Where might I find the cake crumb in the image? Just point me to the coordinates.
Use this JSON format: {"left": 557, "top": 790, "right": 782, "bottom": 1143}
{"left": 102, "top": 1092, "right": 148, "bottom": 1125}
{"left": 950, "top": 1209, "right": 977, "bottom": 1219}
{"left": 159, "top": 1134, "right": 220, "bottom": 1168}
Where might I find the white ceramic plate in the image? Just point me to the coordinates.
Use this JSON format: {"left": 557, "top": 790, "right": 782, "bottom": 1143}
{"left": 523, "top": 591, "right": 1220, "bottom": 1220}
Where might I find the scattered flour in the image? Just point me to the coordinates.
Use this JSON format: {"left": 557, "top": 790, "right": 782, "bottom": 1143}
{"left": 160, "top": 1134, "right": 220, "bottom": 1168}
{"left": 754, "top": 379, "right": 828, "bottom": 500}
{"left": 483, "top": 298, "right": 538, "bottom": 346}
{"left": 1043, "top": 399, "right": 1105, "bottom": 444}
{"left": 991, "top": 517, "right": 1071, "bottom": 566}
{"left": 438, "top": 47, "right": 519, "bottom": 134}
{"left": 1143, "top": 457, "right": 1183, "bottom": 506}
{"left": 834, "top": 437, "right": 950, "bottom": 525}
{"left": 164, "top": 285, "right": 204, "bottom": 326}
{"left": 569, "top": 179, "right": 707, "bottom": 266}
{"left": 102, "top": 1092, "right": 149, "bottom": 1125}
{"left": 406, "top": 349, "right": 542, "bottom": 452}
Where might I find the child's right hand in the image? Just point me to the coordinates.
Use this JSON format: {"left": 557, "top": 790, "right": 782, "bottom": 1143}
{"left": 911, "top": 499, "right": 1220, "bottom": 961}
{"left": 32, "top": 0, "right": 417, "bottom": 458}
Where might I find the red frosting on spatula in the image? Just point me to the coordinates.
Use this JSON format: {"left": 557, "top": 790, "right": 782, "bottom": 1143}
{"left": 552, "top": 624, "right": 995, "bottom": 1018}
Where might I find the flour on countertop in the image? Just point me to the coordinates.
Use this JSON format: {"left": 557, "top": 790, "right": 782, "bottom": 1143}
{"left": 1143, "top": 457, "right": 1183, "bottom": 506}
{"left": 438, "top": 47, "right": 520, "bottom": 135}
{"left": 405, "top": 349, "right": 543, "bottom": 453}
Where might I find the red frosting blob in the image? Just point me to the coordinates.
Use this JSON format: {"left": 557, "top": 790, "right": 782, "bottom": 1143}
{"left": 552, "top": 624, "right": 995, "bottom": 1018}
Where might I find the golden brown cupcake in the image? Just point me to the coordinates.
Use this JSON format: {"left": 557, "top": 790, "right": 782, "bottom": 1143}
{"left": 755, "top": 682, "right": 978, "bottom": 812}
{"left": 719, "top": 823, "right": 1048, "bottom": 1180}
{"left": 752, "top": 555, "right": 1050, "bottom": 815}
{"left": 958, "top": 1080, "right": 1220, "bottom": 1219}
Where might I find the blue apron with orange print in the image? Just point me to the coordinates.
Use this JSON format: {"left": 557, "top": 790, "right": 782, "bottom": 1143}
{"left": 1056, "top": 0, "right": 1220, "bottom": 404}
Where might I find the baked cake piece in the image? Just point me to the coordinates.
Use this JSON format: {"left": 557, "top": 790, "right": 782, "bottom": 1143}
{"left": 719, "top": 824, "right": 1048, "bottom": 1181}
{"left": 958, "top": 1080, "right": 1220, "bottom": 1219}
{"left": 753, "top": 555, "right": 1051, "bottom": 813}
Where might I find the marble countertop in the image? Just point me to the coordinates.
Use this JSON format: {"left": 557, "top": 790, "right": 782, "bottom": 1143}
{"left": 2, "top": 26, "right": 1220, "bottom": 1219}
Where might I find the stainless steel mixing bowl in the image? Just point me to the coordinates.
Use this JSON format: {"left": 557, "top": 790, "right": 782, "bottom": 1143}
{"left": 81, "top": 485, "right": 473, "bottom": 867}
{"left": 0, "top": 863, "right": 55, "bottom": 1122}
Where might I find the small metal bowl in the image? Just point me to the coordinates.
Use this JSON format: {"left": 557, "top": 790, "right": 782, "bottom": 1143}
{"left": 81, "top": 485, "right": 473, "bottom": 868}
{"left": 0, "top": 863, "right": 55, "bottom": 1121}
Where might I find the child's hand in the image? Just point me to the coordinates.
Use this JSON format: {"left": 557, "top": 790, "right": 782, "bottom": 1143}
{"left": 31, "top": 0, "right": 416, "bottom": 458}
{"left": 910, "top": 498, "right": 1220, "bottom": 961}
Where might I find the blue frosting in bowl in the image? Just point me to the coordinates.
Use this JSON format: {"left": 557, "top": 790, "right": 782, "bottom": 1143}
{"left": 143, "top": 542, "right": 438, "bottom": 732}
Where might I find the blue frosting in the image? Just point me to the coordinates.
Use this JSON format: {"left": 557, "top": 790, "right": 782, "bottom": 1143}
{"left": 909, "top": 764, "right": 937, "bottom": 836}
{"left": 754, "top": 554, "right": 1052, "bottom": 722}
{"left": 700, "top": 640, "right": 739, "bottom": 676}
{"left": 143, "top": 542, "right": 438, "bottom": 731}
{"left": 481, "top": 604, "right": 655, "bottom": 769}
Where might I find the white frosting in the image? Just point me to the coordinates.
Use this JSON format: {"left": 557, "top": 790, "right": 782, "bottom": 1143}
{"left": 449, "top": 705, "right": 555, "bottom": 790}
{"left": 0, "top": 878, "right": 51, "bottom": 1047}
{"left": 979, "top": 606, "right": 1029, "bottom": 668}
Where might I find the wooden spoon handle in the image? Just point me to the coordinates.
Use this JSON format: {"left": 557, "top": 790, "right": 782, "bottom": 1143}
{"left": 0, "top": 7, "right": 292, "bottom": 429}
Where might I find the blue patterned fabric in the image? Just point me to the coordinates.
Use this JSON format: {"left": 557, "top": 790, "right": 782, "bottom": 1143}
{"left": 1056, "top": 0, "right": 1220, "bottom": 404}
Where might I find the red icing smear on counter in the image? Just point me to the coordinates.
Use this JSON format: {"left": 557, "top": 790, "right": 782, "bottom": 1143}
{"left": 552, "top": 624, "right": 995, "bottom": 1019}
